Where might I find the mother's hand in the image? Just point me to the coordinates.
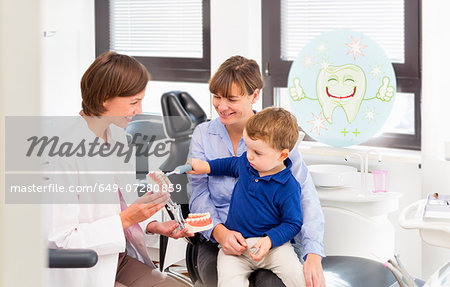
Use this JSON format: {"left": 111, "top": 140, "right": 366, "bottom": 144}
{"left": 303, "top": 253, "right": 326, "bottom": 287}
{"left": 146, "top": 220, "right": 194, "bottom": 239}
{"left": 212, "top": 224, "right": 247, "bottom": 255}
{"left": 120, "top": 191, "right": 170, "bottom": 229}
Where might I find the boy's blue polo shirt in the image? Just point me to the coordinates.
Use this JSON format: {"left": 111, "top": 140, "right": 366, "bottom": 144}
{"left": 208, "top": 152, "right": 302, "bottom": 248}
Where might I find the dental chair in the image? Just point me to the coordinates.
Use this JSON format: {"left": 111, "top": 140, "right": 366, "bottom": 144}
{"left": 159, "top": 90, "right": 207, "bottom": 211}
{"left": 126, "top": 91, "right": 206, "bottom": 277}
{"left": 186, "top": 246, "right": 398, "bottom": 287}
{"left": 125, "top": 113, "right": 167, "bottom": 181}
{"left": 158, "top": 91, "right": 206, "bottom": 271}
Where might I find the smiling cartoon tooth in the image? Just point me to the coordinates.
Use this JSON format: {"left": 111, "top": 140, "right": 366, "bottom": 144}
{"left": 316, "top": 64, "right": 366, "bottom": 124}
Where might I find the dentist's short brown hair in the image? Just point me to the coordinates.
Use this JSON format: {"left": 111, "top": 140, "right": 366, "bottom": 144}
{"left": 80, "top": 51, "right": 150, "bottom": 116}
{"left": 246, "top": 107, "right": 299, "bottom": 151}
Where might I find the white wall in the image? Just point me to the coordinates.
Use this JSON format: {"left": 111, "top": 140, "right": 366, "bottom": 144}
{"left": 1, "top": 0, "right": 45, "bottom": 286}
{"left": 40, "top": 0, "right": 95, "bottom": 116}
{"left": 210, "top": 0, "right": 262, "bottom": 72}
{"left": 421, "top": 0, "right": 450, "bottom": 278}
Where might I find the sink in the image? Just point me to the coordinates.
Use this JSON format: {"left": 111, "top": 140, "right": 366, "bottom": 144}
{"left": 317, "top": 186, "right": 402, "bottom": 217}
{"left": 308, "top": 164, "right": 357, "bottom": 187}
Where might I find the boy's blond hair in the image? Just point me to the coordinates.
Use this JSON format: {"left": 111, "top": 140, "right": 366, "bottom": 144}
{"left": 245, "top": 107, "right": 299, "bottom": 151}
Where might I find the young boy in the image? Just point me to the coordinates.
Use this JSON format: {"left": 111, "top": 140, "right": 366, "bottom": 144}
{"left": 189, "top": 107, "right": 306, "bottom": 287}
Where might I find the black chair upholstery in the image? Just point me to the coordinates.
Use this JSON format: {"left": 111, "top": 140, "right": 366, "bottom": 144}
{"left": 160, "top": 91, "right": 207, "bottom": 140}
{"left": 185, "top": 236, "right": 202, "bottom": 284}
{"left": 48, "top": 249, "right": 98, "bottom": 268}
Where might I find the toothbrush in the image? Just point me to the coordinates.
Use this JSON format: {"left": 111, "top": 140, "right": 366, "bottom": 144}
{"left": 165, "top": 164, "right": 193, "bottom": 176}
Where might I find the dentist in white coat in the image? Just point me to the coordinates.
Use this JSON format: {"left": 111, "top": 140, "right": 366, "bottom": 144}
{"left": 47, "top": 51, "right": 193, "bottom": 287}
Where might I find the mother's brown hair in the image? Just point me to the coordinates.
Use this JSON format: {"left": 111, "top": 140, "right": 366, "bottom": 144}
{"left": 81, "top": 51, "right": 150, "bottom": 116}
{"left": 209, "top": 55, "right": 264, "bottom": 98}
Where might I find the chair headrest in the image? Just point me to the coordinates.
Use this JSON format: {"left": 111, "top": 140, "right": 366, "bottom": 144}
{"left": 161, "top": 91, "right": 207, "bottom": 138}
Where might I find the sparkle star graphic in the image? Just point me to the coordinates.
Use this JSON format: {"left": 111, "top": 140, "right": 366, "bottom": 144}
{"left": 316, "top": 42, "right": 328, "bottom": 54}
{"left": 320, "top": 57, "right": 331, "bottom": 70}
{"left": 364, "top": 107, "right": 378, "bottom": 123}
{"left": 345, "top": 36, "right": 368, "bottom": 60}
{"left": 369, "top": 65, "right": 383, "bottom": 79}
{"left": 307, "top": 112, "right": 329, "bottom": 136}
{"left": 302, "top": 54, "right": 315, "bottom": 69}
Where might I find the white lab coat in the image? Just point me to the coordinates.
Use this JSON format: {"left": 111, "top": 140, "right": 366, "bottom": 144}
{"left": 46, "top": 118, "right": 157, "bottom": 287}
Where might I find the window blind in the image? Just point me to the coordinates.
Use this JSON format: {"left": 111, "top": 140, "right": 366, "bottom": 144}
{"left": 280, "top": 0, "right": 404, "bottom": 63}
{"left": 110, "top": 0, "right": 203, "bottom": 58}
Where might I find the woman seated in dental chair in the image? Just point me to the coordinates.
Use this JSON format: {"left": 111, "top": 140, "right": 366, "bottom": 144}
{"left": 47, "top": 51, "right": 193, "bottom": 287}
{"left": 188, "top": 55, "right": 326, "bottom": 287}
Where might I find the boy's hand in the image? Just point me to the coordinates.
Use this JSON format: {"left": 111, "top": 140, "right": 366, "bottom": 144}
{"left": 186, "top": 158, "right": 211, "bottom": 174}
{"left": 249, "top": 236, "right": 272, "bottom": 262}
{"left": 212, "top": 224, "right": 247, "bottom": 256}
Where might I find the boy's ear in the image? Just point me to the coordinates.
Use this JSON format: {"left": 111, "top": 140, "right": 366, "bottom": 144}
{"left": 279, "top": 149, "right": 290, "bottom": 161}
{"left": 103, "top": 99, "right": 110, "bottom": 110}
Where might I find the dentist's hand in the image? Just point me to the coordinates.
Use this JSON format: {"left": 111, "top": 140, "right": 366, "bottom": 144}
{"left": 212, "top": 224, "right": 247, "bottom": 255}
{"left": 186, "top": 158, "right": 211, "bottom": 175}
{"left": 146, "top": 220, "right": 194, "bottom": 239}
{"left": 289, "top": 78, "right": 306, "bottom": 101}
{"left": 303, "top": 253, "right": 326, "bottom": 287}
{"left": 120, "top": 191, "right": 169, "bottom": 229}
{"left": 121, "top": 171, "right": 172, "bottom": 229}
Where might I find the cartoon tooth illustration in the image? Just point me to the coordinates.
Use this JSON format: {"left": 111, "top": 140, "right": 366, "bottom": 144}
{"left": 290, "top": 64, "right": 395, "bottom": 125}
{"left": 317, "top": 64, "right": 366, "bottom": 124}
{"left": 286, "top": 30, "right": 397, "bottom": 147}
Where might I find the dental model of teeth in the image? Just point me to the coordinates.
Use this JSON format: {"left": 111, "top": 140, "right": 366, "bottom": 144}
{"left": 184, "top": 212, "right": 213, "bottom": 233}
